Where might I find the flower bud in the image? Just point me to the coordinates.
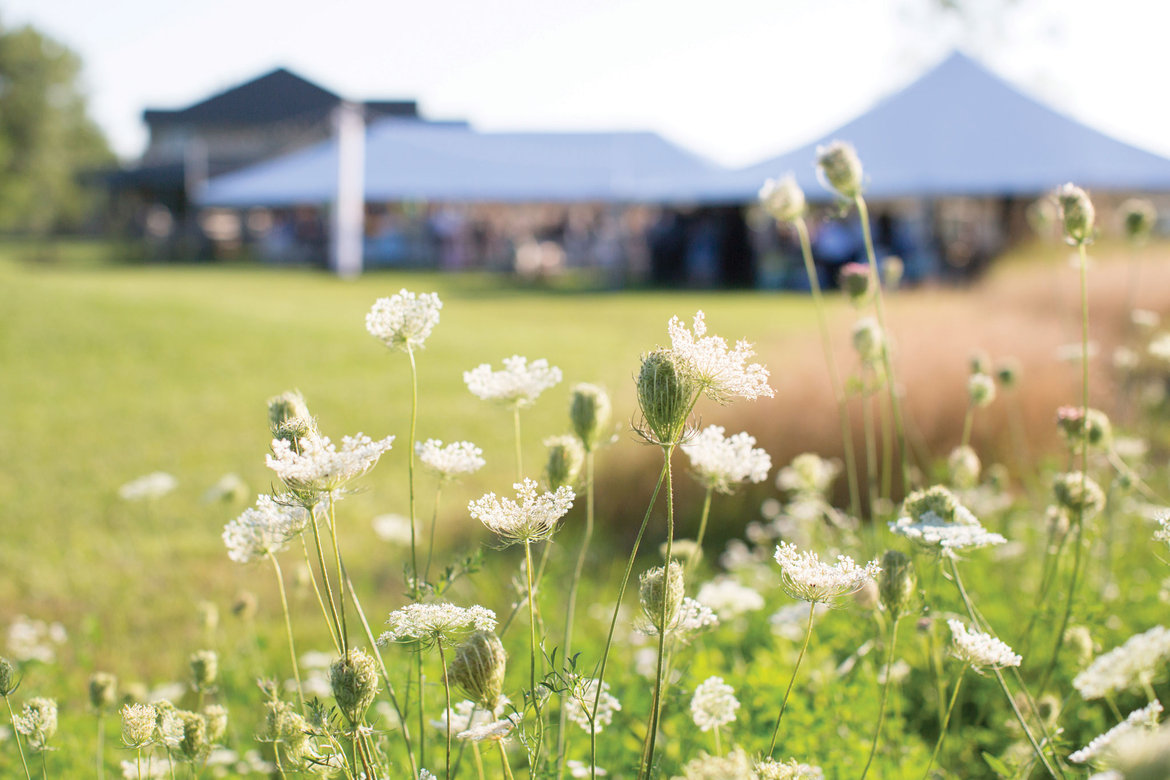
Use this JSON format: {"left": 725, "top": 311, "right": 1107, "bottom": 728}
{"left": 882, "top": 256, "right": 904, "bottom": 290}
{"left": 851, "top": 317, "right": 884, "bottom": 364}
{"left": 758, "top": 174, "right": 806, "bottom": 223}
{"left": 840, "top": 263, "right": 870, "bottom": 304}
{"left": 232, "top": 591, "right": 258, "bottom": 620}
{"left": 639, "top": 561, "right": 685, "bottom": 633}
{"left": 543, "top": 434, "right": 584, "bottom": 491}
{"left": 189, "top": 650, "right": 218, "bottom": 692}
{"left": 637, "top": 349, "right": 695, "bottom": 446}
{"left": 178, "top": 711, "right": 208, "bottom": 761}
{"left": 447, "top": 631, "right": 507, "bottom": 709}
{"left": 1056, "top": 406, "right": 1111, "bottom": 449}
{"left": 120, "top": 703, "right": 157, "bottom": 748}
{"left": 1053, "top": 471, "right": 1105, "bottom": 516}
{"left": 816, "top": 140, "right": 864, "bottom": 200}
{"left": 1055, "top": 183, "right": 1094, "bottom": 245}
{"left": 202, "top": 704, "right": 228, "bottom": 742}
{"left": 0, "top": 657, "right": 16, "bottom": 696}
{"left": 89, "top": 672, "right": 118, "bottom": 712}
{"left": 330, "top": 648, "right": 379, "bottom": 726}
{"left": 968, "top": 350, "right": 991, "bottom": 376}
{"left": 947, "top": 446, "right": 981, "bottom": 490}
{"left": 1121, "top": 198, "right": 1156, "bottom": 243}
{"left": 569, "top": 383, "right": 611, "bottom": 452}
{"left": 877, "top": 550, "right": 916, "bottom": 618}
{"left": 995, "top": 359, "right": 1020, "bottom": 389}
{"left": 267, "top": 390, "right": 317, "bottom": 450}
{"left": 967, "top": 373, "right": 996, "bottom": 408}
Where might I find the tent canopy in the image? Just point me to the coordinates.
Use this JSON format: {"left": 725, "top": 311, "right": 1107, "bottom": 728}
{"left": 198, "top": 120, "right": 718, "bottom": 206}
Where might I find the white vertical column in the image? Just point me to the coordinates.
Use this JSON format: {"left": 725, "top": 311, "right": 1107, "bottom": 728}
{"left": 331, "top": 101, "right": 365, "bottom": 277}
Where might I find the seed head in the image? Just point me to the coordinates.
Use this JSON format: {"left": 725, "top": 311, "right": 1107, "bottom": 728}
{"left": 1055, "top": 183, "right": 1095, "bottom": 245}
{"left": 189, "top": 650, "right": 218, "bottom": 692}
{"left": 543, "top": 435, "right": 585, "bottom": 491}
{"left": 89, "top": 672, "right": 117, "bottom": 711}
{"left": 330, "top": 648, "right": 380, "bottom": 725}
{"left": 1121, "top": 198, "right": 1157, "bottom": 243}
{"left": 947, "top": 446, "right": 981, "bottom": 490}
{"left": 877, "top": 550, "right": 916, "bottom": 618}
{"left": 636, "top": 349, "right": 695, "bottom": 445}
{"left": 968, "top": 373, "right": 996, "bottom": 408}
{"left": 1053, "top": 471, "right": 1105, "bottom": 516}
{"left": 569, "top": 383, "right": 612, "bottom": 452}
{"left": 447, "top": 631, "right": 507, "bottom": 710}
{"left": 816, "top": 140, "right": 864, "bottom": 200}
{"left": 639, "top": 561, "right": 685, "bottom": 633}
{"left": 0, "top": 657, "right": 16, "bottom": 696}
{"left": 840, "top": 263, "right": 870, "bottom": 304}
{"left": 759, "top": 174, "right": 806, "bottom": 223}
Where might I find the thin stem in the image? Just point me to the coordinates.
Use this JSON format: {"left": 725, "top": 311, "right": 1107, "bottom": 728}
{"left": 767, "top": 601, "right": 817, "bottom": 756}
{"left": 959, "top": 405, "right": 974, "bottom": 450}
{"left": 922, "top": 670, "right": 964, "bottom": 779}
{"left": 40, "top": 750, "right": 46, "bottom": 780}
{"left": 513, "top": 405, "right": 524, "bottom": 480}
{"left": 438, "top": 638, "right": 453, "bottom": 780}
{"left": 97, "top": 714, "right": 105, "bottom": 780}
{"left": 301, "top": 535, "right": 340, "bottom": 653}
{"left": 309, "top": 513, "right": 344, "bottom": 653}
{"left": 641, "top": 445, "right": 676, "bottom": 779}
{"left": 5, "top": 694, "right": 32, "bottom": 780}
{"left": 795, "top": 217, "right": 862, "bottom": 519}
{"left": 687, "top": 486, "right": 714, "bottom": 573}
{"left": 497, "top": 739, "right": 516, "bottom": 780}
{"left": 327, "top": 494, "right": 349, "bottom": 655}
{"left": 268, "top": 552, "right": 305, "bottom": 712}
{"left": 524, "top": 539, "right": 545, "bottom": 769}
{"left": 424, "top": 483, "right": 443, "bottom": 584}
{"left": 136, "top": 748, "right": 142, "bottom": 780}
{"left": 407, "top": 345, "right": 420, "bottom": 595}
{"left": 860, "top": 616, "right": 900, "bottom": 779}
{"left": 713, "top": 724, "right": 722, "bottom": 757}
{"left": 472, "top": 742, "right": 486, "bottom": 780}
{"left": 880, "top": 389, "right": 894, "bottom": 508}
{"left": 856, "top": 195, "right": 909, "bottom": 492}
{"left": 558, "top": 450, "right": 596, "bottom": 780}
{"left": 862, "top": 383, "right": 879, "bottom": 522}
{"left": 418, "top": 650, "right": 427, "bottom": 773}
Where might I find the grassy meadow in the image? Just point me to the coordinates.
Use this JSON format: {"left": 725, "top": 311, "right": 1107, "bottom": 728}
{"left": 4, "top": 234, "right": 1170, "bottom": 778}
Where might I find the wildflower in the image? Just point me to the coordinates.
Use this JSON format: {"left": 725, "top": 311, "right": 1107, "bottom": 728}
{"left": 379, "top": 603, "right": 497, "bottom": 648}
{"left": 636, "top": 349, "right": 697, "bottom": 445}
{"left": 968, "top": 373, "right": 996, "bottom": 407}
{"left": 202, "top": 704, "right": 228, "bottom": 742}
{"left": 0, "top": 657, "right": 14, "bottom": 695}
{"left": 759, "top": 174, "right": 806, "bottom": 223}
{"left": 840, "top": 263, "right": 870, "bottom": 304}
{"left": 1121, "top": 198, "right": 1157, "bottom": 242}
{"left": 447, "top": 631, "right": 506, "bottom": 709}
{"left": 1150, "top": 333, "right": 1170, "bottom": 362}
{"left": 639, "top": 562, "right": 685, "bottom": 632}
{"left": 263, "top": 699, "right": 310, "bottom": 759}
{"left": 776, "top": 453, "right": 840, "bottom": 497}
{"left": 1154, "top": 511, "right": 1170, "bottom": 548}
{"left": 948, "top": 446, "right": 981, "bottom": 489}
{"left": 877, "top": 550, "right": 916, "bottom": 618}
{"left": 756, "top": 757, "right": 826, "bottom": 779}
{"left": 365, "top": 288, "right": 443, "bottom": 352}
{"left": 1073, "top": 625, "right": 1170, "bottom": 700}
{"left": 121, "top": 702, "right": 157, "bottom": 748}
{"left": 7, "top": 616, "right": 67, "bottom": 663}
{"left": 1053, "top": 471, "right": 1106, "bottom": 517}
{"left": 177, "top": 711, "right": 208, "bottom": 761}
{"left": 816, "top": 140, "right": 864, "bottom": 200}
{"left": 456, "top": 713, "right": 520, "bottom": 742}
{"left": 14, "top": 697, "right": 57, "bottom": 751}
{"left": 90, "top": 672, "right": 117, "bottom": 711}
{"left": 667, "top": 310, "right": 773, "bottom": 402}
{"left": 189, "top": 650, "right": 217, "bottom": 692}
{"left": 568, "top": 761, "right": 609, "bottom": 778}
{"left": 696, "top": 577, "right": 765, "bottom": 619}
{"left": 1056, "top": 183, "right": 1095, "bottom": 245}
{"left": 569, "top": 383, "right": 612, "bottom": 451}
{"left": 266, "top": 433, "right": 394, "bottom": 498}
{"left": 267, "top": 391, "right": 318, "bottom": 450}
{"left": 852, "top": 316, "right": 884, "bottom": 364}
{"left": 468, "top": 478, "right": 574, "bottom": 546}
{"left": 543, "top": 435, "right": 585, "bottom": 490}
{"left": 1100, "top": 722, "right": 1170, "bottom": 778}
{"left": 1069, "top": 700, "right": 1163, "bottom": 765}
{"left": 1056, "top": 407, "right": 1112, "bottom": 449}
{"left": 416, "top": 439, "right": 485, "bottom": 481}
{"left": 372, "top": 513, "right": 412, "bottom": 545}
{"left": 891, "top": 485, "right": 1005, "bottom": 555}
{"left": 682, "top": 425, "right": 771, "bottom": 494}
{"left": 431, "top": 699, "right": 505, "bottom": 733}
{"left": 564, "top": 678, "right": 622, "bottom": 735}
{"left": 463, "top": 355, "right": 562, "bottom": 408}
{"left": 675, "top": 747, "right": 757, "bottom": 780}
{"left": 330, "top": 649, "right": 379, "bottom": 725}
{"left": 948, "top": 619, "right": 1022, "bottom": 671}
{"left": 118, "top": 472, "right": 177, "bottom": 501}
{"left": 222, "top": 494, "right": 310, "bottom": 563}
{"left": 774, "top": 542, "right": 880, "bottom": 605}
{"left": 642, "top": 597, "right": 719, "bottom": 639}
{"left": 690, "top": 676, "right": 739, "bottom": 731}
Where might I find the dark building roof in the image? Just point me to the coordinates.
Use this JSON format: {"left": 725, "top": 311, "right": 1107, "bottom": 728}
{"left": 143, "top": 67, "right": 418, "bottom": 127}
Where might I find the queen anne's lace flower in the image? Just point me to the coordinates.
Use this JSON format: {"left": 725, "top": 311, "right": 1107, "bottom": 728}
{"left": 947, "top": 619, "right": 1022, "bottom": 671}
{"left": 1074, "top": 625, "right": 1170, "bottom": 700}
{"left": 755, "top": 757, "right": 825, "bottom": 780}
{"left": 379, "top": 603, "right": 497, "bottom": 648}
{"left": 266, "top": 434, "right": 394, "bottom": 496}
{"left": 372, "top": 513, "right": 412, "bottom": 545}
{"left": 222, "top": 495, "right": 310, "bottom": 563}
{"left": 776, "top": 453, "right": 840, "bottom": 497}
{"left": 431, "top": 698, "right": 509, "bottom": 733}
{"left": 416, "top": 439, "right": 486, "bottom": 480}
{"left": 365, "top": 289, "right": 442, "bottom": 352}
{"left": 468, "top": 479, "right": 574, "bottom": 546}
{"left": 463, "top": 356, "right": 562, "bottom": 408}
{"left": 667, "top": 311, "right": 773, "bottom": 402}
{"left": 774, "top": 542, "right": 880, "bottom": 604}
{"left": 119, "top": 472, "right": 178, "bottom": 501}
{"left": 15, "top": 697, "right": 57, "bottom": 750}
{"left": 564, "top": 678, "right": 622, "bottom": 735}
{"left": 890, "top": 485, "right": 1005, "bottom": 555}
{"left": 639, "top": 597, "right": 719, "bottom": 639}
{"left": 568, "top": 761, "right": 608, "bottom": 778}
{"left": 696, "top": 577, "right": 765, "bottom": 619}
{"left": 456, "top": 713, "right": 519, "bottom": 742}
{"left": 682, "top": 425, "right": 771, "bottom": 494}
{"left": 1069, "top": 700, "right": 1163, "bottom": 765}
{"left": 675, "top": 747, "right": 756, "bottom": 780}
{"left": 690, "top": 676, "right": 739, "bottom": 731}
{"left": 1155, "top": 511, "right": 1170, "bottom": 548}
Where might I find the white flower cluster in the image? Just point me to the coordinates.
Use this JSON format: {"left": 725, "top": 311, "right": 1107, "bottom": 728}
{"left": 266, "top": 434, "right": 394, "bottom": 496}
{"left": 1074, "top": 625, "right": 1170, "bottom": 700}
{"left": 567, "top": 760, "right": 608, "bottom": 778}
{"left": 755, "top": 757, "right": 826, "bottom": 780}
{"left": 690, "top": 676, "right": 739, "bottom": 732}
{"left": 696, "top": 577, "right": 765, "bottom": 619}
{"left": 118, "top": 471, "right": 178, "bottom": 501}
{"left": 1154, "top": 510, "right": 1170, "bottom": 548}
{"left": 676, "top": 747, "right": 757, "bottom": 780}
{"left": 564, "top": 678, "right": 622, "bottom": 735}
{"left": 222, "top": 494, "right": 310, "bottom": 563}
{"left": 431, "top": 698, "right": 509, "bottom": 733}
{"left": 667, "top": 311, "right": 774, "bottom": 402}
{"left": 774, "top": 542, "right": 881, "bottom": 605}
{"left": 456, "top": 713, "right": 520, "bottom": 742}
{"left": 890, "top": 488, "right": 1004, "bottom": 555}
{"left": 1069, "top": 700, "right": 1163, "bottom": 765}
{"left": 14, "top": 697, "right": 57, "bottom": 750}
{"left": 947, "top": 619, "right": 1022, "bottom": 671}
{"left": 365, "top": 289, "right": 443, "bottom": 352}
{"left": 379, "top": 603, "right": 497, "bottom": 647}
{"left": 416, "top": 439, "right": 485, "bottom": 480}
{"left": 8, "top": 615, "right": 67, "bottom": 664}
{"left": 640, "top": 597, "right": 719, "bottom": 639}
{"left": 776, "top": 453, "right": 840, "bottom": 497}
{"left": 463, "top": 355, "right": 562, "bottom": 408}
{"left": 371, "top": 513, "right": 412, "bottom": 545}
{"left": 468, "top": 478, "right": 575, "bottom": 546}
{"left": 682, "top": 425, "right": 772, "bottom": 494}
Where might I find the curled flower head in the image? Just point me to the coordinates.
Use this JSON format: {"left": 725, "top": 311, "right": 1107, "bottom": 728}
{"left": 464, "top": 356, "right": 562, "bottom": 409}
{"left": 266, "top": 433, "right": 394, "bottom": 499}
{"left": 690, "top": 676, "right": 739, "bottom": 732}
{"left": 947, "top": 619, "right": 1021, "bottom": 671}
{"left": 447, "top": 631, "right": 506, "bottom": 710}
{"left": 468, "top": 479, "right": 575, "bottom": 546}
{"left": 947, "top": 446, "right": 981, "bottom": 490}
{"left": 331, "top": 649, "right": 379, "bottom": 725}
{"left": 816, "top": 140, "right": 864, "bottom": 200}
{"left": 416, "top": 439, "right": 485, "bottom": 481}
{"left": 569, "top": 383, "right": 612, "bottom": 452}
{"left": 1056, "top": 183, "right": 1095, "bottom": 245}
{"left": 543, "top": 435, "right": 585, "bottom": 491}
{"left": 877, "top": 550, "right": 916, "bottom": 618}
{"left": 379, "top": 603, "right": 498, "bottom": 648}
{"left": 639, "top": 562, "right": 685, "bottom": 633}
{"left": 1073, "top": 625, "right": 1170, "bottom": 700}
{"left": 223, "top": 494, "right": 310, "bottom": 563}
{"left": 121, "top": 703, "right": 157, "bottom": 749}
{"left": 773, "top": 542, "right": 880, "bottom": 605}
{"left": 682, "top": 425, "right": 771, "bottom": 494}
{"left": 267, "top": 390, "right": 318, "bottom": 450}
{"left": 564, "top": 677, "right": 622, "bottom": 735}
{"left": 365, "top": 289, "right": 443, "bottom": 352}
{"left": 759, "top": 174, "right": 806, "bottom": 223}
{"left": 1121, "top": 198, "right": 1157, "bottom": 243}
{"left": 636, "top": 349, "right": 696, "bottom": 446}
{"left": 667, "top": 311, "right": 773, "bottom": 403}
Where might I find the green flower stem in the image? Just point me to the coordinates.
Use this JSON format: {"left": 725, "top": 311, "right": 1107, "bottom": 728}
{"left": 326, "top": 493, "right": 350, "bottom": 655}
{"left": 855, "top": 194, "right": 909, "bottom": 493}
{"left": 497, "top": 739, "right": 516, "bottom": 780}
{"left": 40, "top": 751, "right": 46, "bottom": 780}
{"left": 309, "top": 514, "right": 345, "bottom": 654}
{"left": 135, "top": 749, "right": 142, "bottom": 780}
{"left": 301, "top": 536, "right": 340, "bottom": 653}
{"left": 513, "top": 405, "right": 524, "bottom": 480}
{"left": 860, "top": 616, "right": 900, "bottom": 779}
{"left": 795, "top": 217, "right": 862, "bottom": 519}
{"left": 880, "top": 389, "right": 894, "bottom": 509}
{"left": 96, "top": 714, "right": 105, "bottom": 780}
{"left": 921, "top": 669, "right": 964, "bottom": 779}
{"left": 713, "top": 724, "right": 722, "bottom": 757}
{"left": 267, "top": 552, "right": 305, "bottom": 712}
{"left": 861, "top": 381, "right": 879, "bottom": 523}
{"left": 471, "top": 742, "right": 486, "bottom": 780}
{"left": 524, "top": 539, "right": 545, "bottom": 768}
{"left": 6, "top": 695, "right": 31, "bottom": 780}
{"left": 640, "top": 444, "right": 677, "bottom": 780}
{"left": 437, "top": 638, "right": 453, "bottom": 780}
{"left": 590, "top": 455, "right": 671, "bottom": 780}
{"left": 767, "top": 600, "right": 817, "bottom": 756}
{"left": 424, "top": 483, "right": 443, "bottom": 585}
{"left": 407, "top": 345, "right": 421, "bottom": 595}
{"left": 959, "top": 405, "right": 975, "bottom": 450}
{"left": 557, "top": 450, "right": 596, "bottom": 780}
{"left": 687, "top": 486, "right": 714, "bottom": 573}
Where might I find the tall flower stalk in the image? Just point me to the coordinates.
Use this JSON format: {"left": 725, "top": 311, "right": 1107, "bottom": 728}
{"left": 1, "top": 659, "right": 31, "bottom": 780}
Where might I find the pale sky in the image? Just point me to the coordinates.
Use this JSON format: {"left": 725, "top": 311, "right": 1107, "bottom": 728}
{"left": 5, "top": 0, "right": 1169, "bottom": 168}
